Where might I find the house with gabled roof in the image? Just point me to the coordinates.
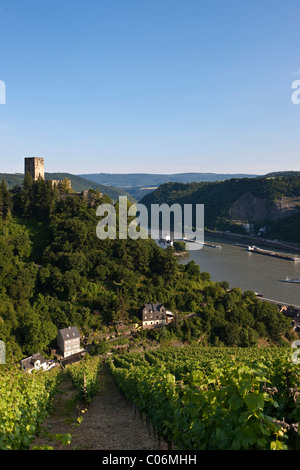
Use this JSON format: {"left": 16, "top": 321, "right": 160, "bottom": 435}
{"left": 139, "top": 303, "right": 174, "bottom": 329}
{"left": 57, "top": 326, "right": 81, "bottom": 358}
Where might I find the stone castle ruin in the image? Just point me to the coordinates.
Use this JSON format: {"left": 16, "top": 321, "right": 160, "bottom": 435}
{"left": 23, "top": 157, "right": 102, "bottom": 205}
{"left": 24, "top": 157, "right": 70, "bottom": 191}
{"left": 24, "top": 157, "right": 45, "bottom": 181}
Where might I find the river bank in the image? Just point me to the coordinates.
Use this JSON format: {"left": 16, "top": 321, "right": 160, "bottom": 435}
{"left": 205, "top": 230, "right": 300, "bottom": 253}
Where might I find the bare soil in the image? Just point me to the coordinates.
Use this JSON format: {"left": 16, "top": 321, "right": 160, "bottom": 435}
{"left": 31, "top": 363, "right": 168, "bottom": 451}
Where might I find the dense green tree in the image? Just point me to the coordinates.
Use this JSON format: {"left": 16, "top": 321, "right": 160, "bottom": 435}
{"left": 239, "top": 326, "right": 259, "bottom": 347}
{"left": 20, "top": 172, "right": 34, "bottom": 217}
{"left": 184, "top": 260, "right": 201, "bottom": 278}
{"left": 0, "top": 180, "right": 12, "bottom": 219}
{"left": 21, "top": 307, "right": 57, "bottom": 355}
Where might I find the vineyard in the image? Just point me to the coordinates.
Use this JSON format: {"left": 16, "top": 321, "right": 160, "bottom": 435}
{"left": 1, "top": 346, "right": 299, "bottom": 451}
{"left": 66, "top": 356, "right": 103, "bottom": 403}
{"left": 0, "top": 365, "right": 60, "bottom": 450}
{"left": 110, "top": 346, "right": 300, "bottom": 450}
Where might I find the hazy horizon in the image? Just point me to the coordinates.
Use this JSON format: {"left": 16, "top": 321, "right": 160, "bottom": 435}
{"left": 0, "top": 168, "right": 282, "bottom": 177}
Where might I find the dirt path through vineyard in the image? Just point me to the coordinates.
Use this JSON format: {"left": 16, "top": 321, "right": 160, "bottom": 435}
{"left": 32, "top": 363, "right": 168, "bottom": 451}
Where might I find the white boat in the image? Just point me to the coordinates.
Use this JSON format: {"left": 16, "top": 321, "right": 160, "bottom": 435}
{"left": 280, "top": 277, "right": 300, "bottom": 283}
{"left": 254, "top": 291, "right": 263, "bottom": 297}
{"left": 159, "top": 234, "right": 174, "bottom": 249}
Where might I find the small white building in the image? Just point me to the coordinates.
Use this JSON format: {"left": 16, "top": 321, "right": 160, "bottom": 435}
{"left": 242, "top": 223, "right": 251, "bottom": 233}
{"left": 20, "top": 353, "right": 55, "bottom": 373}
{"left": 166, "top": 310, "right": 174, "bottom": 322}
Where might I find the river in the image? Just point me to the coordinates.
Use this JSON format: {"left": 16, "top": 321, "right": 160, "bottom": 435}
{"left": 178, "top": 236, "right": 300, "bottom": 306}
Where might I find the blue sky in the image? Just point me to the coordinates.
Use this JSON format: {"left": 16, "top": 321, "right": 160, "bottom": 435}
{"left": 0, "top": 0, "right": 299, "bottom": 175}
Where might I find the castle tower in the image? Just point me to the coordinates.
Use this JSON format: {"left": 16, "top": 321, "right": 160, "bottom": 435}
{"left": 24, "top": 157, "right": 44, "bottom": 181}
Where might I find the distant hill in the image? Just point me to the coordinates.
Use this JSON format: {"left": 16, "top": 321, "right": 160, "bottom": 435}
{"left": 79, "top": 172, "right": 259, "bottom": 201}
{"left": 79, "top": 172, "right": 260, "bottom": 186}
{"left": 0, "top": 173, "right": 24, "bottom": 188}
{"left": 45, "top": 173, "right": 133, "bottom": 201}
{"left": 0, "top": 172, "right": 133, "bottom": 202}
{"left": 262, "top": 171, "right": 300, "bottom": 178}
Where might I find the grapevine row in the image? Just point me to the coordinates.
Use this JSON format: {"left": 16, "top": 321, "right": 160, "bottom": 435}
{"left": 0, "top": 365, "right": 60, "bottom": 450}
{"left": 110, "top": 346, "right": 300, "bottom": 450}
{"left": 66, "top": 356, "right": 103, "bottom": 403}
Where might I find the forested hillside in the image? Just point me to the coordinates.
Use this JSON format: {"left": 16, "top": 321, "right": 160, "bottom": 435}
{"left": 140, "top": 175, "right": 300, "bottom": 242}
{"left": 0, "top": 175, "right": 295, "bottom": 364}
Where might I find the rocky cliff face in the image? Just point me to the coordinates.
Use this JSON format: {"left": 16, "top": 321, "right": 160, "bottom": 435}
{"left": 229, "top": 192, "right": 299, "bottom": 222}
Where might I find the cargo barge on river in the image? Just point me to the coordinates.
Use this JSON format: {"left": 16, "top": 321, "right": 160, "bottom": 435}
{"left": 247, "top": 245, "right": 300, "bottom": 262}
